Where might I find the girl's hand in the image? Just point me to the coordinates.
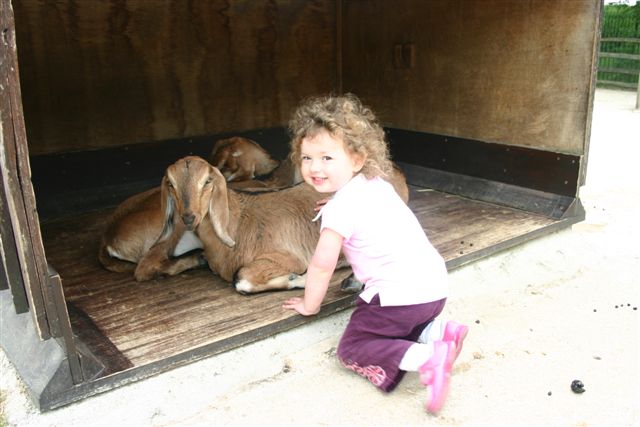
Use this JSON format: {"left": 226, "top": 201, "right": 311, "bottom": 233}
{"left": 282, "top": 297, "right": 319, "bottom": 316}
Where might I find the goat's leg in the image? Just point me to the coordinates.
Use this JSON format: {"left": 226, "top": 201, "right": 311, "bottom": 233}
{"left": 158, "top": 251, "right": 207, "bottom": 276}
{"left": 134, "top": 223, "right": 197, "bottom": 281}
{"left": 340, "top": 274, "right": 364, "bottom": 293}
{"left": 234, "top": 252, "right": 306, "bottom": 294}
{"left": 98, "top": 243, "right": 137, "bottom": 273}
{"left": 334, "top": 256, "right": 363, "bottom": 293}
{"left": 135, "top": 248, "right": 206, "bottom": 281}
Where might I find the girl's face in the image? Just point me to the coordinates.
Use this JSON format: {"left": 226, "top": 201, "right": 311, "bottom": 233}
{"left": 299, "top": 129, "right": 365, "bottom": 194}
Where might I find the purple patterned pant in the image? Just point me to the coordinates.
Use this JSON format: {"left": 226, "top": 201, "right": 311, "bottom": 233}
{"left": 337, "top": 294, "right": 446, "bottom": 392}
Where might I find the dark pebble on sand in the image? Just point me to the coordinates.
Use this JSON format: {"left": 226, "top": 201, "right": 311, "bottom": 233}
{"left": 571, "top": 380, "right": 585, "bottom": 394}
{"left": 547, "top": 391, "right": 552, "bottom": 396}
{"left": 475, "top": 320, "right": 480, "bottom": 324}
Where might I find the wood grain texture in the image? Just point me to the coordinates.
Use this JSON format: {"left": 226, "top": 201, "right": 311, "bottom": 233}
{"left": 342, "top": 0, "right": 599, "bottom": 155}
{"left": 14, "top": 0, "right": 336, "bottom": 155}
{"left": 41, "top": 187, "right": 558, "bottom": 369}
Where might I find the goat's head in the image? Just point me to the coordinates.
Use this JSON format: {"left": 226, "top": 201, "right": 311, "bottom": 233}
{"left": 159, "top": 156, "right": 235, "bottom": 247}
{"left": 209, "top": 136, "right": 279, "bottom": 182}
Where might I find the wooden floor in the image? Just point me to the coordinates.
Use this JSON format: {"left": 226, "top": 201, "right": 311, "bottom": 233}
{"left": 41, "top": 186, "right": 562, "bottom": 376}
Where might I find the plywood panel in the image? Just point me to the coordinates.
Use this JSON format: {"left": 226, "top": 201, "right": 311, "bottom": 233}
{"left": 14, "top": 0, "right": 336, "bottom": 155}
{"left": 342, "top": 0, "right": 599, "bottom": 155}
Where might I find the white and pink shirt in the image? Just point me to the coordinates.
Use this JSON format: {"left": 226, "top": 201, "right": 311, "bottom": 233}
{"left": 319, "top": 174, "right": 448, "bottom": 307}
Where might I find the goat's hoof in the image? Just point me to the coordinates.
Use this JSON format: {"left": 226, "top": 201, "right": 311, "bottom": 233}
{"left": 134, "top": 273, "right": 153, "bottom": 282}
{"left": 340, "top": 275, "right": 364, "bottom": 293}
{"left": 197, "top": 254, "right": 208, "bottom": 266}
{"left": 234, "top": 279, "right": 255, "bottom": 295}
{"left": 287, "top": 274, "right": 305, "bottom": 289}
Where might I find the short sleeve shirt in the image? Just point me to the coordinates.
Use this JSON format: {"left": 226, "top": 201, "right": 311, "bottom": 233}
{"left": 320, "top": 174, "right": 448, "bottom": 306}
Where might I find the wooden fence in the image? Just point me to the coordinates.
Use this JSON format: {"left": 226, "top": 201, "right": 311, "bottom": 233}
{"left": 597, "top": 33, "right": 640, "bottom": 108}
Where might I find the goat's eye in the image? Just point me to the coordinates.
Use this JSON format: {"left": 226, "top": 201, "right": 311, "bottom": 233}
{"left": 167, "top": 181, "right": 174, "bottom": 188}
{"left": 205, "top": 177, "right": 212, "bottom": 185}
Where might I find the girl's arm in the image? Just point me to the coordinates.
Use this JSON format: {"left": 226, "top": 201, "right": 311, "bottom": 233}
{"left": 283, "top": 228, "right": 343, "bottom": 316}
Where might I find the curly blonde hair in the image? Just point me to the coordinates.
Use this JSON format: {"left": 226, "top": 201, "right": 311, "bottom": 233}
{"left": 288, "top": 93, "right": 393, "bottom": 179}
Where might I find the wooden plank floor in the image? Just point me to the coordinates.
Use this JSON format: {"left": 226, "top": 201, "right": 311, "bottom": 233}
{"left": 41, "top": 186, "right": 559, "bottom": 373}
{"left": 409, "top": 188, "right": 557, "bottom": 264}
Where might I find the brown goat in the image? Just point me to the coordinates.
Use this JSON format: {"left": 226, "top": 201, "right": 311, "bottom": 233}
{"left": 209, "top": 136, "right": 280, "bottom": 182}
{"left": 99, "top": 156, "right": 346, "bottom": 292}
{"left": 209, "top": 136, "right": 410, "bottom": 203}
{"left": 98, "top": 157, "right": 220, "bottom": 281}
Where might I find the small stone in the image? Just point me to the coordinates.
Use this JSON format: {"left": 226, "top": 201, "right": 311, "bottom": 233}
{"left": 547, "top": 391, "right": 552, "bottom": 396}
{"left": 475, "top": 319, "right": 480, "bottom": 324}
{"left": 571, "top": 380, "right": 585, "bottom": 394}
{"left": 593, "top": 309, "right": 597, "bottom": 312}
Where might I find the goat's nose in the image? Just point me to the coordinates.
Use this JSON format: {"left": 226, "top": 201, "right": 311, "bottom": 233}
{"left": 182, "top": 213, "right": 196, "bottom": 226}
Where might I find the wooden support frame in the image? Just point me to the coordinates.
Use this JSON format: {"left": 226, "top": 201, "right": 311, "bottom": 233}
{"left": 0, "top": 0, "right": 53, "bottom": 339}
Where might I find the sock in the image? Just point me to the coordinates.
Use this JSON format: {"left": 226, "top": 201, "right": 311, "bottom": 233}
{"left": 418, "top": 318, "right": 445, "bottom": 344}
{"left": 399, "top": 343, "right": 434, "bottom": 371}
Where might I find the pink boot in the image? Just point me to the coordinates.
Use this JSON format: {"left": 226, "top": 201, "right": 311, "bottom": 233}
{"left": 419, "top": 340, "right": 454, "bottom": 414}
{"left": 443, "top": 321, "right": 468, "bottom": 368}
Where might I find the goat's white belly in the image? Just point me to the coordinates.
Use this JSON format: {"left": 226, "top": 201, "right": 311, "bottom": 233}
{"left": 173, "top": 230, "right": 203, "bottom": 256}
{"left": 106, "top": 246, "right": 137, "bottom": 263}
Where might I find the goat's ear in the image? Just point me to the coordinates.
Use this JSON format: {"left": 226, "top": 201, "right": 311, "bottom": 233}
{"left": 208, "top": 168, "right": 236, "bottom": 247}
{"left": 158, "top": 176, "right": 176, "bottom": 243}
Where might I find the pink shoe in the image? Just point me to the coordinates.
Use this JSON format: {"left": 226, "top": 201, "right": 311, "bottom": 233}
{"left": 419, "top": 340, "right": 454, "bottom": 414}
{"left": 443, "top": 321, "right": 468, "bottom": 368}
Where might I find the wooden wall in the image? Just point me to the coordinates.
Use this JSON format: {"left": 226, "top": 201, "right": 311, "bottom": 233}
{"left": 342, "top": 0, "right": 600, "bottom": 156}
{"left": 14, "top": 0, "right": 599, "bottom": 157}
{"left": 14, "top": 0, "right": 336, "bottom": 155}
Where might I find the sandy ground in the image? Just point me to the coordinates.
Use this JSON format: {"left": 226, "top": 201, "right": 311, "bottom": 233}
{"left": 1, "top": 88, "right": 639, "bottom": 426}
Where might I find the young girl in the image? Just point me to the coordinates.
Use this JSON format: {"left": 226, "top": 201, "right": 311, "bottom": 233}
{"left": 282, "top": 94, "right": 468, "bottom": 414}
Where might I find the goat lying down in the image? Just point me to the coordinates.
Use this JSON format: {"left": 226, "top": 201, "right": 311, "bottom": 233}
{"left": 209, "top": 136, "right": 280, "bottom": 183}
{"left": 209, "top": 136, "right": 410, "bottom": 203}
{"left": 99, "top": 156, "right": 349, "bottom": 293}
{"left": 98, "top": 180, "right": 206, "bottom": 281}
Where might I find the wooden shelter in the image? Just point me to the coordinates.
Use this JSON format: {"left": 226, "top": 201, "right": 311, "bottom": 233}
{"left": 0, "top": 0, "right": 601, "bottom": 411}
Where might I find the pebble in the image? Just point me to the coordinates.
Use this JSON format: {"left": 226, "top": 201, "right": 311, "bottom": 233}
{"left": 571, "top": 380, "right": 586, "bottom": 394}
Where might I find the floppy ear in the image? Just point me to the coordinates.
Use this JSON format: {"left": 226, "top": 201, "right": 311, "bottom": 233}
{"left": 208, "top": 168, "right": 236, "bottom": 247}
{"left": 157, "top": 175, "right": 176, "bottom": 243}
